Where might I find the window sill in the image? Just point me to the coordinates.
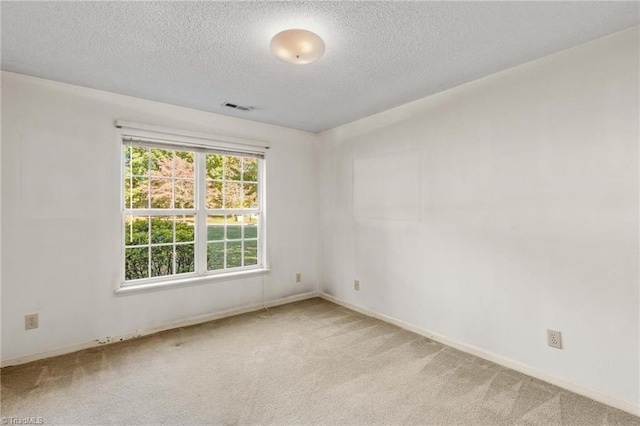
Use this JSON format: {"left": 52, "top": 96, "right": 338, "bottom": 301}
{"left": 114, "top": 268, "right": 271, "bottom": 296}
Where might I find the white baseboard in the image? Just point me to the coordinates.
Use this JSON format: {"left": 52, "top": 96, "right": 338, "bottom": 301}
{"left": 318, "top": 292, "right": 640, "bottom": 417}
{"left": 1, "top": 291, "right": 319, "bottom": 368}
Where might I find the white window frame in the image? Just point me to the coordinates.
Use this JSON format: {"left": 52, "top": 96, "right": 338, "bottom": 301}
{"left": 115, "top": 121, "right": 269, "bottom": 295}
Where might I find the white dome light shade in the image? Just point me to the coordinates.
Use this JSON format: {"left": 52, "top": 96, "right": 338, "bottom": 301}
{"left": 270, "top": 29, "right": 326, "bottom": 65}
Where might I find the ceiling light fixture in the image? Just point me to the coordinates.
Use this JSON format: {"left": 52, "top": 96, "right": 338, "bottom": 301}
{"left": 270, "top": 29, "right": 325, "bottom": 65}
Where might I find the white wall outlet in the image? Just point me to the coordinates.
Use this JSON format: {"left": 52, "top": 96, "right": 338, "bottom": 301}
{"left": 547, "top": 329, "right": 562, "bottom": 349}
{"left": 295, "top": 273, "right": 302, "bottom": 283}
{"left": 354, "top": 280, "right": 360, "bottom": 291}
{"left": 25, "top": 313, "right": 39, "bottom": 330}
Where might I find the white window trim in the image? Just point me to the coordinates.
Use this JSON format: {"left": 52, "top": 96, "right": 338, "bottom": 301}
{"left": 114, "top": 268, "right": 271, "bottom": 296}
{"left": 115, "top": 121, "right": 270, "bottom": 295}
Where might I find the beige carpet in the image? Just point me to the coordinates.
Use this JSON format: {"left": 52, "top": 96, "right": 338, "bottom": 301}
{"left": 2, "top": 298, "right": 639, "bottom": 425}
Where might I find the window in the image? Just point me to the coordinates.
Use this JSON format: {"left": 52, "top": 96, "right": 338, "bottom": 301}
{"left": 122, "top": 135, "right": 265, "bottom": 286}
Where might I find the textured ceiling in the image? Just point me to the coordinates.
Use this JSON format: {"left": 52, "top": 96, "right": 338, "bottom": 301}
{"left": 2, "top": 2, "right": 638, "bottom": 133}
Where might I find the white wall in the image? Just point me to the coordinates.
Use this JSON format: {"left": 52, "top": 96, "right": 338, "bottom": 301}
{"left": 319, "top": 27, "right": 639, "bottom": 407}
{"left": 1, "top": 72, "right": 318, "bottom": 362}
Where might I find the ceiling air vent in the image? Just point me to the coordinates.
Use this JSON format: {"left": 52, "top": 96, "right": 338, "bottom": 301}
{"left": 222, "top": 102, "right": 254, "bottom": 112}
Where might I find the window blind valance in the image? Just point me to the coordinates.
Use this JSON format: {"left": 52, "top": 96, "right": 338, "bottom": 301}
{"left": 115, "top": 120, "right": 269, "bottom": 158}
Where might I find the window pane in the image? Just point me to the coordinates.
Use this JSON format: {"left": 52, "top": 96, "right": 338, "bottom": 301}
{"left": 151, "top": 245, "right": 173, "bottom": 277}
{"left": 242, "top": 157, "right": 258, "bottom": 182}
{"left": 124, "top": 216, "right": 149, "bottom": 246}
{"left": 244, "top": 240, "right": 258, "bottom": 266}
{"left": 124, "top": 145, "right": 132, "bottom": 176}
{"left": 175, "top": 244, "right": 195, "bottom": 274}
{"left": 174, "top": 151, "right": 195, "bottom": 178}
{"left": 206, "top": 154, "right": 223, "bottom": 180}
{"left": 125, "top": 146, "right": 149, "bottom": 177}
{"left": 175, "top": 216, "right": 195, "bottom": 242}
{"left": 207, "top": 215, "right": 225, "bottom": 241}
{"left": 150, "top": 216, "right": 174, "bottom": 244}
{"left": 150, "top": 148, "right": 173, "bottom": 177}
{"left": 242, "top": 183, "right": 258, "bottom": 208}
{"left": 125, "top": 177, "right": 149, "bottom": 209}
{"left": 243, "top": 214, "right": 258, "bottom": 225}
{"left": 150, "top": 178, "right": 173, "bottom": 208}
{"left": 224, "top": 156, "right": 242, "bottom": 181}
{"left": 226, "top": 215, "right": 242, "bottom": 240}
{"left": 226, "top": 241, "right": 242, "bottom": 268}
{"left": 224, "top": 182, "right": 242, "bottom": 209}
{"left": 125, "top": 247, "right": 149, "bottom": 280}
{"left": 207, "top": 242, "right": 224, "bottom": 270}
{"left": 243, "top": 215, "right": 258, "bottom": 239}
{"left": 206, "top": 181, "right": 223, "bottom": 209}
{"left": 174, "top": 179, "right": 194, "bottom": 209}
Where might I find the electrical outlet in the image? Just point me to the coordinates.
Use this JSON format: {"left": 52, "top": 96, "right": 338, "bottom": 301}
{"left": 547, "top": 329, "right": 562, "bottom": 349}
{"left": 295, "top": 273, "right": 302, "bottom": 283}
{"left": 25, "top": 313, "right": 39, "bottom": 330}
{"left": 354, "top": 280, "right": 360, "bottom": 291}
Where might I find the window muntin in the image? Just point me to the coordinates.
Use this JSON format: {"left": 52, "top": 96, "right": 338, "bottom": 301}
{"left": 122, "top": 140, "right": 264, "bottom": 284}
